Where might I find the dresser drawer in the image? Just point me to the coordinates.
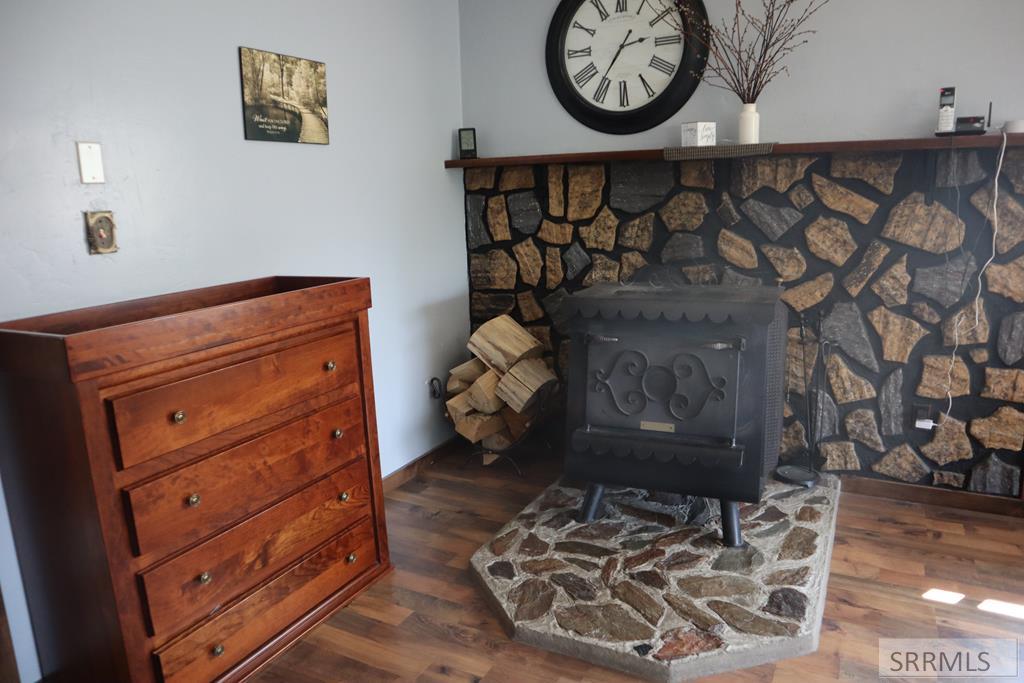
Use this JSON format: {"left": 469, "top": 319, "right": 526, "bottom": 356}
{"left": 140, "top": 461, "right": 372, "bottom": 639}
{"left": 125, "top": 397, "right": 366, "bottom": 558}
{"left": 154, "top": 517, "right": 377, "bottom": 683}
{"left": 112, "top": 331, "right": 359, "bottom": 468}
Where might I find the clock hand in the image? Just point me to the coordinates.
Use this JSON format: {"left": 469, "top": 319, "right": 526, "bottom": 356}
{"left": 601, "top": 29, "right": 633, "bottom": 81}
{"left": 621, "top": 37, "right": 648, "bottom": 48}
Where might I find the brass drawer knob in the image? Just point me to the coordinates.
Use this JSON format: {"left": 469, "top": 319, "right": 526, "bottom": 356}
{"left": 346, "top": 552, "right": 357, "bottom": 564}
{"left": 338, "top": 491, "right": 350, "bottom": 502}
{"left": 332, "top": 428, "right": 344, "bottom": 440}
{"left": 172, "top": 410, "right": 187, "bottom": 425}
{"left": 186, "top": 493, "right": 201, "bottom": 508}
{"left": 197, "top": 571, "right": 212, "bottom": 585}
{"left": 211, "top": 643, "right": 225, "bottom": 657}
{"left": 324, "top": 360, "right": 336, "bottom": 372}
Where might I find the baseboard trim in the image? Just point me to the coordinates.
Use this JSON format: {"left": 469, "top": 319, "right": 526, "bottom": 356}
{"left": 841, "top": 475, "right": 1024, "bottom": 518}
{"left": 383, "top": 438, "right": 460, "bottom": 494}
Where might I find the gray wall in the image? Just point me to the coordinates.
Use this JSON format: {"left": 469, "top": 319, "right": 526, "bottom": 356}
{"left": 459, "top": 0, "right": 1024, "bottom": 156}
{"left": 0, "top": 2, "right": 466, "bottom": 680}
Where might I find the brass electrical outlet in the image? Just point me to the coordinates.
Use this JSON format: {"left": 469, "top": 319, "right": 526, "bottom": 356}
{"left": 84, "top": 211, "right": 118, "bottom": 254}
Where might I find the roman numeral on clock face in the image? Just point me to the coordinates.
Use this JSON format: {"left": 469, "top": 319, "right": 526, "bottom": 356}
{"left": 572, "top": 20, "right": 596, "bottom": 36}
{"left": 590, "top": 0, "right": 610, "bottom": 21}
{"left": 573, "top": 62, "right": 599, "bottom": 88}
{"left": 649, "top": 7, "right": 672, "bottom": 26}
{"left": 594, "top": 77, "right": 611, "bottom": 104}
{"left": 615, "top": 0, "right": 627, "bottom": 12}
{"left": 618, "top": 80, "right": 629, "bottom": 107}
{"left": 567, "top": 47, "right": 592, "bottom": 59}
{"left": 639, "top": 73, "right": 656, "bottom": 98}
{"left": 655, "top": 34, "right": 681, "bottom": 46}
{"left": 649, "top": 54, "right": 675, "bottom": 75}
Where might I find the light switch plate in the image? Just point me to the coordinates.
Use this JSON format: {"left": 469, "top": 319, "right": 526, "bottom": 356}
{"left": 76, "top": 142, "right": 105, "bottom": 183}
{"left": 84, "top": 211, "right": 118, "bottom": 254}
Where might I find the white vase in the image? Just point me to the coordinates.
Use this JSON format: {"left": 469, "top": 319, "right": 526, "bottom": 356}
{"left": 738, "top": 103, "right": 760, "bottom": 145}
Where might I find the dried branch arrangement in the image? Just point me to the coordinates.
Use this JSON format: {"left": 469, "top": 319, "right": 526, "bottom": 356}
{"left": 662, "top": 0, "right": 830, "bottom": 103}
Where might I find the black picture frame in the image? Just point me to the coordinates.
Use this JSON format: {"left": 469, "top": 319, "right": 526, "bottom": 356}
{"left": 545, "top": 0, "right": 709, "bottom": 135}
{"left": 459, "top": 128, "right": 478, "bottom": 159}
{"left": 239, "top": 46, "right": 329, "bottom": 145}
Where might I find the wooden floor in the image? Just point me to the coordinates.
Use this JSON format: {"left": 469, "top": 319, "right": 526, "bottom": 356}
{"left": 252, "top": 449, "right": 1024, "bottom": 683}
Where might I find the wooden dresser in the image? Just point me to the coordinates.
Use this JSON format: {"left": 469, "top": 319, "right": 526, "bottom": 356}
{"left": 0, "top": 276, "right": 390, "bottom": 682}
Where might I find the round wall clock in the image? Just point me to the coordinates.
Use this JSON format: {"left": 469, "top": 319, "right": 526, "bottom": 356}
{"left": 546, "top": 0, "right": 709, "bottom": 135}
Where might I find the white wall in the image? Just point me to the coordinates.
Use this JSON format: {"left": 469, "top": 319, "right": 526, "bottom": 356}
{"left": 459, "top": 0, "right": 1024, "bottom": 156}
{"left": 0, "top": 2, "right": 466, "bottom": 680}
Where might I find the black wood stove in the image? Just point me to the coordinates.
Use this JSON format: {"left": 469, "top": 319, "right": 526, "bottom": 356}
{"left": 563, "top": 282, "right": 786, "bottom": 547}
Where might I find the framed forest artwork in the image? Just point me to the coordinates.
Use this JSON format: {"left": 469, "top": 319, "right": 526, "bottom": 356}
{"left": 239, "top": 46, "right": 329, "bottom": 144}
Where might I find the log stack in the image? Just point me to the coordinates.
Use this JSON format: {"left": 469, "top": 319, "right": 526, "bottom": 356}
{"left": 445, "top": 315, "right": 557, "bottom": 450}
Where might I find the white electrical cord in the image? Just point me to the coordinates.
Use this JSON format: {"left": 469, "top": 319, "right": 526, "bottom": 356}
{"left": 943, "top": 130, "right": 1009, "bottom": 415}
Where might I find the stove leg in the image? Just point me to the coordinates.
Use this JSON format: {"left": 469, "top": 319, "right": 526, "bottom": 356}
{"left": 720, "top": 499, "right": 743, "bottom": 547}
{"left": 578, "top": 484, "right": 605, "bottom": 523}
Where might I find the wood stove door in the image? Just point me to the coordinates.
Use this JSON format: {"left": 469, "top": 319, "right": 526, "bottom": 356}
{"left": 585, "top": 332, "right": 743, "bottom": 442}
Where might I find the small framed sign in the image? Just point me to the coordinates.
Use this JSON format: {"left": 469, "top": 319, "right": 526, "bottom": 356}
{"left": 239, "top": 46, "right": 329, "bottom": 144}
{"left": 458, "top": 128, "right": 478, "bottom": 159}
{"left": 682, "top": 122, "right": 717, "bottom": 147}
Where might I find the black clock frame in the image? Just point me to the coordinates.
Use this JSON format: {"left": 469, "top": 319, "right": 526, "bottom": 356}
{"left": 545, "top": 0, "right": 709, "bottom": 135}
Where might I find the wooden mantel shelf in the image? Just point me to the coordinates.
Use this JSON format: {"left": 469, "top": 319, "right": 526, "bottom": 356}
{"left": 444, "top": 133, "right": 1024, "bottom": 169}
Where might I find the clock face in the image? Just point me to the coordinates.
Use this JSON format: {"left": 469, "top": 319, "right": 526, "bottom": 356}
{"left": 546, "top": 0, "right": 708, "bottom": 134}
{"left": 563, "top": 0, "right": 686, "bottom": 112}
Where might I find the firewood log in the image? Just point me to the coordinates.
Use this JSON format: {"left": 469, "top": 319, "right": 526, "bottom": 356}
{"left": 445, "top": 391, "right": 474, "bottom": 422}
{"left": 449, "top": 357, "right": 487, "bottom": 383}
{"left": 465, "top": 369, "right": 504, "bottom": 414}
{"left": 467, "top": 315, "right": 543, "bottom": 373}
{"left": 454, "top": 413, "right": 506, "bottom": 443}
{"left": 496, "top": 358, "right": 556, "bottom": 413}
{"left": 501, "top": 406, "right": 533, "bottom": 441}
{"left": 482, "top": 429, "right": 514, "bottom": 451}
{"left": 446, "top": 375, "right": 471, "bottom": 395}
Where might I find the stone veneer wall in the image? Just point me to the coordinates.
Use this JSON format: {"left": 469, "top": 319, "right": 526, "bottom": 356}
{"left": 460, "top": 149, "right": 1024, "bottom": 498}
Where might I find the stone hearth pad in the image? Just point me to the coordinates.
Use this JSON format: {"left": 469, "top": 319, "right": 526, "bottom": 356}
{"left": 470, "top": 476, "right": 839, "bottom": 682}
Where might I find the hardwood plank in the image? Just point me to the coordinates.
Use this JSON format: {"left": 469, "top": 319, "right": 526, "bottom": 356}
{"left": 253, "top": 640, "right": 402, "bottom": 683}
{"left": 345, "top": 592, "right": 414, "bottom": 627}
{"left": 840, "top": 476, "right": 1024, "bottom": 517}
{"left": 416, "top": 662, "right": 487, "bottom": 683}
{"left": 251, "top": 445, "right": 1024, "bottom": 683}
{"left": 384, "top": 439, "right": 459, "bottom": 495}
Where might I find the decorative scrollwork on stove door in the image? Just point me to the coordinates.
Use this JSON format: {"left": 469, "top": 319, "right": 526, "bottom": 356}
{"left": 592, "top": 349, "right": 730, "bottom": 420}
{"left": 668, "top": 353, "right": 728, "bottom": 420}
{"left": 593, "top": 350, "right": 649, "bottom": 415}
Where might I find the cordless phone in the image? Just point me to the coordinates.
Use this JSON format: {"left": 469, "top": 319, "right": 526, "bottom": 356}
{"left": 936, "top": 87, "right": 956, "bottom": 134}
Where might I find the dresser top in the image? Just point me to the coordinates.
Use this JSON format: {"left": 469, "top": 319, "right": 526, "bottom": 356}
{"left": 0, "top": 276, "right": 371, "bottom": 382}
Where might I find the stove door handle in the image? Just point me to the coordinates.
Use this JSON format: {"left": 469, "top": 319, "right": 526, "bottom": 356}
{"left": 701, "top": 337, "right": 747, "bottom": 351}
